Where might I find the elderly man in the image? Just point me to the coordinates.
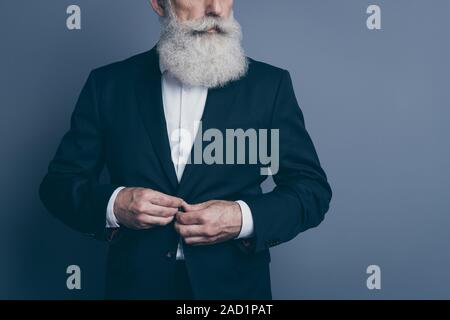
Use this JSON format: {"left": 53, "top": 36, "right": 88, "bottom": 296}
{"left": 39, "top": 0, "right": 332, "bottom": 299}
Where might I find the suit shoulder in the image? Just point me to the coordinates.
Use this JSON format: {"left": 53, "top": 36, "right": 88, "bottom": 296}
{"left": 247, "top": 58, "right": 287, "bottom": 78}
{"left": 89, "top": 49, "right": 152, "bottom": 81}
{"left": 240, "top": 58, "right": 290, "bottom": 93}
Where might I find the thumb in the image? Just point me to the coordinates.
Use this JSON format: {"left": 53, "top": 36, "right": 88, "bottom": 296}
{"left": 182, "top": 201, "right": 211, "bottom": 212}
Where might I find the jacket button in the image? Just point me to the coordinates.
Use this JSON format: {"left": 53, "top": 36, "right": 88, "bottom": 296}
{"left": 166, "top": 251, "right": 174, "bottom": 259}
{"left": 242, "top": 240, "right": 251, "bottom": 247}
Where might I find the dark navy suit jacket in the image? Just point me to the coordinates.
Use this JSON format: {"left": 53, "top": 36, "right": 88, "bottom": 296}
{"left": 39, "top": 46, "right": 332, "bottom": 299}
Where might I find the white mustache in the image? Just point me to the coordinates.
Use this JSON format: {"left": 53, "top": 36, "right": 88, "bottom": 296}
{"left": 183, "top": 16, "right": 235, "bottom": 35}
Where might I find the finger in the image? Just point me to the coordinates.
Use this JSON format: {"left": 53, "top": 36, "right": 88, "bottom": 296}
{"left": 145, "top": 203, "right": 179, "bottom": 217}
{"left": 136, "top": 214, "right": 174, "bottom": 227}
{"left": 147, "top": 191, "right": 185, "bottom": 208}
{"left": 182, "top": 201, "right": 211, "bottom": 212}
{"left": 174, "top": 222, "right": 211, "bottom": 237}
{"left": 184, "top": 236, "right": 216, "bottom": 245}
{"left": 175, "top": 211, "right": 204, "bottom": 225}
{"left": 132, "top": 202, "right": 178, "bottom": 217}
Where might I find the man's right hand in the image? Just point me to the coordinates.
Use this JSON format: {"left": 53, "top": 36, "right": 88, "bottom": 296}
{"left": 113, "top": 187, "right": 185, "bottom": 230}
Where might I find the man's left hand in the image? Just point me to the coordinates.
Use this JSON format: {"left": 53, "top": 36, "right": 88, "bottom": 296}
{"left": 174, "top": 200, "right": 242, "bottom": 245}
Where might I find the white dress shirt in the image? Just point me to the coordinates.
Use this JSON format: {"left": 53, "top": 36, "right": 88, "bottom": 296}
{"left": 106, "top": 66, "right": 254, "bottom": 259}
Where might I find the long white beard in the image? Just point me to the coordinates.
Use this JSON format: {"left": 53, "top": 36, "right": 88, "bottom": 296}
{"left": 157, "top": 9, "right": 248, "bottom": 88}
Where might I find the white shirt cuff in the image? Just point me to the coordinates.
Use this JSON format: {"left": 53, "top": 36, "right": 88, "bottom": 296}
{"left": 106, "top": 186, "right": 126, "bottom": 228}
{"left": 235, "top": 200, "right": 254, "bottom": 239}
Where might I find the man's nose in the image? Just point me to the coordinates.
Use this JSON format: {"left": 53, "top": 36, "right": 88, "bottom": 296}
{"left": 205, "top": 0, "right": 224, "bottom": 17}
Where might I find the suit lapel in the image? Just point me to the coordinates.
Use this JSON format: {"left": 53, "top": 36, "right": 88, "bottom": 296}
{"left": 176, "top": 80, "right": 241, "bottom": 199}
{"left": 135, "top": 47, "right": 179, "bottom": 190}
{"left": 135, "top": 46, "right": 244, "bottom": 198}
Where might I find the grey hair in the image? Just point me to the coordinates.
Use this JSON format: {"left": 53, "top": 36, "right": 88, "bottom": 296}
{"left": 156, "top": 8, "right": 248, "bottom": 88}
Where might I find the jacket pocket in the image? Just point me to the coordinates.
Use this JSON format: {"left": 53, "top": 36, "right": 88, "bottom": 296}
{"left": 233, "top": 245, "right": 271, "bottom": 273}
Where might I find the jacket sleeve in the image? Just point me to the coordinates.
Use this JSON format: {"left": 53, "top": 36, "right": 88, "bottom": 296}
{"left": 237, "top": 70, "right": 332, "bottom": 253}
{"left": 39, "top": 70, "right": 121, "bottom": 240}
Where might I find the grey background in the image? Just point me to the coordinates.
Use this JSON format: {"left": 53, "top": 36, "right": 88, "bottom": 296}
{"left": 1, "top": 0, "right": 449, "bottom": 299}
